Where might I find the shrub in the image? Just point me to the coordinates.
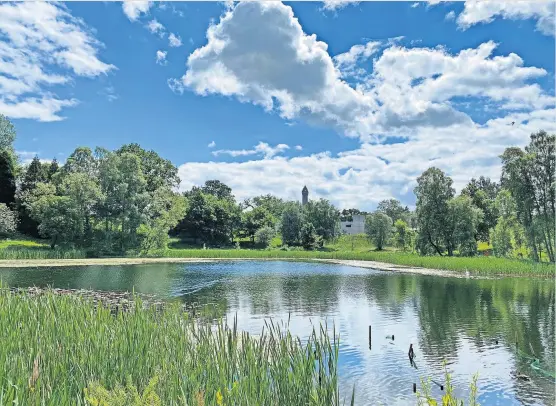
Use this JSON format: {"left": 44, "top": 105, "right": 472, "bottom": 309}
{"left": 0, "top": 203, "right": 17, "bottom": 237}
{"left": 255, "top": 226, "right": 275, "bottom": 248}
{"left": 85, "top": 375, "right": 161, "bottom": 406}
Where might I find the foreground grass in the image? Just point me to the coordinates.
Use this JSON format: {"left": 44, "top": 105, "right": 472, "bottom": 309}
{"left": 0, "top": 288, "right": 344, "bottom": 406}
{"left": 157, "top": 248, "right": 553, "bottom": 276}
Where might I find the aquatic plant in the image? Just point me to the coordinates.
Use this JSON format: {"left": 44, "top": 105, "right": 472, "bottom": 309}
{"left": 0, "top": 287, "right": 346, "bottom": 405}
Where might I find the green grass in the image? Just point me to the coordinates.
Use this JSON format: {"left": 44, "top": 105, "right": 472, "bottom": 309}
{"left": 156, "top": 248, "right": 553, "bottom": 276}
{"left": 0, "top": 288, "right": 344, "bottom": 405}
{"left": 1, "top": 236, "right": 552, "bottom": 276}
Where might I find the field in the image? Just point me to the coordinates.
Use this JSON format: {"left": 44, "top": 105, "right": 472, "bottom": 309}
{"left": 0, "top": 288, "right": 343, "bottom": 405}
{"left": 0, "top": 235, "right": 553, "bottom": 276}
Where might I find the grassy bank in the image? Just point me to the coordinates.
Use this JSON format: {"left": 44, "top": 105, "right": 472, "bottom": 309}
{"left": 0, "top": 236, "right": 553, "bottom": 276}
{"left": 0, "top": 288, "right": 343, "bottom": 405}
{"left": 157, "top": 248, "right": 553, "bottom": 276}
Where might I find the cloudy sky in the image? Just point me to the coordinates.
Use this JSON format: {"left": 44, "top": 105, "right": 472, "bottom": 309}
{"left": 2, "top": 0, "right": 555, "bottom": 210}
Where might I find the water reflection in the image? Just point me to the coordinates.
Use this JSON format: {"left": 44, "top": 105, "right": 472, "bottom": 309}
{"left": 0, "top": 261, "right": 553, "bottom": 405}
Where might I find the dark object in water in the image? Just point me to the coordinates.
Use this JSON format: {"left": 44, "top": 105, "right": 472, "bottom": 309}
{"left": 413, "top": 383, "right": 416, "bottom": 393}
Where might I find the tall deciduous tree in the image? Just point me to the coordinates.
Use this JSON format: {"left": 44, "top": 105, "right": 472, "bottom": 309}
{"left": 280, "top": 203, "right": 304, "bottom": 246}
{"left": 303, "top": 198, "right": 340, "bottom": 242}
{"left": 376, "top": 199, "right": 409, "bottom": 224}
{"left": 365, "top": 212, "right": 392, "bottom": 250}
{"left": 414, "top": 167, "right": 455, "bottom": 256}
{"left": 0, "top": 114, "right": 16, "bottom": 151}
{"left": 461, "top": 177, "right": 500, "bottom": 242}
{"left": 445, "top": 195, "right": 483, "bottom": 256}
{"left": 501, "top": 131, "right": 555, "bottom": 262}
{"left": 17, "top": 156, "right": 48, "bottom": 237}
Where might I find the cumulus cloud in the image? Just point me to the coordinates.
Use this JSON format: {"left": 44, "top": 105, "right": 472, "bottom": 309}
{"left": 295, "top": 145, "right": 303, "bottom": 151}
{"left": 179, "top": 108, "right": 556, "bottom": 209}
{"left": 454, "top": 0, "right": 555, "bottom": 36}
{"left": 168, "top": 33, "right": 183, "bottom": 47}
{"left": 208, "top": 141, "right": 216, "bottom": 148}
{"left": 0, "top": 2, "right": 114, "bottom": 121}
{"left": 212, "top": 142, "right": 290, "bottom": 159}
{"left": 333, "top": 40, "right": 380, "bottom": 72}
{"left": 321, "top": 0, "right": 359, "bottom": 11}
{"left": 147, "top": 19, "right": 165, "bottom": 37}
{"left": 169, "top": 2, "right": 553, "bottom": 141}
{"left": 156, "top": 50, "right": 167, "bottom": 65}
{"left": 445, "top": 10, "right": 456, "bottom": 21}
{"left": 122, "top": 0, "right": 153, "bottom": 21}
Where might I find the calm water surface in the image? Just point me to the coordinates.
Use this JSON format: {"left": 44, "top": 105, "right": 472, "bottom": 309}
{"left": 1, "top": 261, "right": 554, "bottom": 405}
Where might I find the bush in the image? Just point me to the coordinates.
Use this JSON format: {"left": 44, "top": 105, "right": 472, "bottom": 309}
{"left": 255, "top": 226, "right": 275, "bottom": 248}
{"left": 0, "top": 203, "right": 17, "bottom": 237}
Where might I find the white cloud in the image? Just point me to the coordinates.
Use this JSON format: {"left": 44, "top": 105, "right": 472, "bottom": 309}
{"left": 122, "top": 1, "right": 153, "bottom": 21}
{"left": 0, "top": 2, "right": 114, "bottom": 121}
{"left": 178, "top": 108, "right": 556, "bottom": 210}
{"left": 147, "top": 19, "right": 165, "bottom": 37}
{"left": 411, "top": 2, "right": 420, "bottom": 8}
{"left": 456, "top": 0, "right": 555, "bottom": 36}
{"left": 16, "top": 150, "right": 51, "bottom": 165}
{"left": 295, "top": 145, "right": 303, "bottom": 151}
{"left": 321, "top": 0, "right": 359, "bottom": 11}
{"left": 208, "top": 141, "right": 216, "bottom": 148}
{"left": 445, "top": 10, "right": 456, "bottom": 21}
{"left": 170, "top": 2, "right": 553, "bottom": 141}
{"left": 156, "top": 50, "right": 167, "bottom": 65}
{"left": 212, "top": 142, "right": 290, "bottom": 159}
{"left": 333, "top": 40, "right": 380, "bottom": 73}
{"left": 168, "top": 33, "right": 183, "bottom": 48}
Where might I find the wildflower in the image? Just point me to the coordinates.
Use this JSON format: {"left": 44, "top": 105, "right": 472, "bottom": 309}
{"left": 216, "top": 389, "right": 223, "bottom": 405}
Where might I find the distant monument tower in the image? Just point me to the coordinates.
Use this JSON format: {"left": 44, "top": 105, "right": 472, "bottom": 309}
{"left": 302, "top": 186, "right": 309, "bottom": 206}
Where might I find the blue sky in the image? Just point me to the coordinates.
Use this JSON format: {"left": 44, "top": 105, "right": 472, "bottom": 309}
{"left": 1, "top": 1, "right": 555, "bottom": 210}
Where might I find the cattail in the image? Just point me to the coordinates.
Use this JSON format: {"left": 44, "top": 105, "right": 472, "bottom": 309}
{"left": 28, "top": 354, "right": 40, "bottom": 390}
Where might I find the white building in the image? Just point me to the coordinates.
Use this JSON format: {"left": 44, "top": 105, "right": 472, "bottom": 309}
{"left": 340, "top": 214, "right": 366, "bottom": 235}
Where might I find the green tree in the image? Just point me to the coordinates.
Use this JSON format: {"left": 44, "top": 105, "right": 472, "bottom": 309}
{"left": 140, "top": 190, "right": 188, "bottom": 252}
{"left": 445, "top": 195, "right": 483, "bottom": 257}
{"left": 490, "top": 189, "right": 525, "bottom": 257}
{"left": 0, "top": 203, "right": 17, "bottom": 237}
{"left": 63, "top": 147, "right": 98, "bottom": 177}
{"left": 280, "top": 203, "right": 304, "bottom": 246}
{"left": 98, "top": 152, "right": 149, "bottom": 253}
{"left": 525, "top": 131, "right": 555, "bottom": 262}
{"left": 255, "top": 226, "right": 275, "bottom": 248}
{"left": 47, "top": 159, "right": 59, "bottom": 181}
{"left": 393, "top": 219, "right": 411, "bottom": 251}
{"left": 0, "top": 114, "right": 16, "bottom": 151}
{"left": 303, "top": 198, "right": 340, "bottom": 242}
{"left": 461, "top": 177, "right": 500, "bottom": 242}
{"left": 0, "top": 149, "right": 16, "bottom": 207}
{"left": 117, "top": 143, "right": 180, "bottom": 192}
{"left": 300, "top": 222, "right": 320, "bottom": 250}
{"left": 500, "top": 131, "right": 555, "bottom": 262}
{"left": 340, "top": 208, "right": 365, "bottom": 222}
{"left": 25, "top": 183, "right": 79, "bottom": 248}
{"left": 365, "top": 212, "right": 392, "bottom": 250}
{"left": 17, "top": 156, "right": 48, "bottom": 237}
{"left": 414, "top": 167, "right": 455, "bottom": 256}
{"left": 198, "top": 180, "right": 234, "bottom": 201}
{"left": 241, "top": 206, "right": 274, "bottom": 242}
{"left": 376, "top": 199, "right": 409, "bottom": 224}
{"left": 243, "top": 194, "right": 285, "bottom": 226}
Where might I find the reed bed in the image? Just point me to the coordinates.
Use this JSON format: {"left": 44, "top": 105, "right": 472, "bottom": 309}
{"left": 158, "top": 249, "right": 554, "bottom": 276}
{"left": 0, "top": 247, "right": 85, "bottom": 260}
{"left": 0, "top": 288, "right": 345, "bottom": 406}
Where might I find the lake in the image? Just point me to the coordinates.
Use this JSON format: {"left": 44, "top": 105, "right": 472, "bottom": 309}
{"left": 0, "top": 260, "right": 554, "bottom": 405}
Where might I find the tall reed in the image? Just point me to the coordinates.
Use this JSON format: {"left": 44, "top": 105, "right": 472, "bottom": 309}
{"left": 0, "top": 288, "right": 345, "bottom": 405}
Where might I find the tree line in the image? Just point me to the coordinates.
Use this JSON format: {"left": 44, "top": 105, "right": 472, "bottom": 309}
{"left": 0, "top": 114, "right": 553, "bottom": 261}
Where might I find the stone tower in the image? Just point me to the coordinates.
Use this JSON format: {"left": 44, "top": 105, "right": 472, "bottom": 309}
{"left": 302, "top": 186, "right": 309, "bottom": 206}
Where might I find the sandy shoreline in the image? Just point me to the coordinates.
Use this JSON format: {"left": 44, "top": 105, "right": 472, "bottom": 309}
{"left": 0, "top": 256, "right": 478, "bottom": 278}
